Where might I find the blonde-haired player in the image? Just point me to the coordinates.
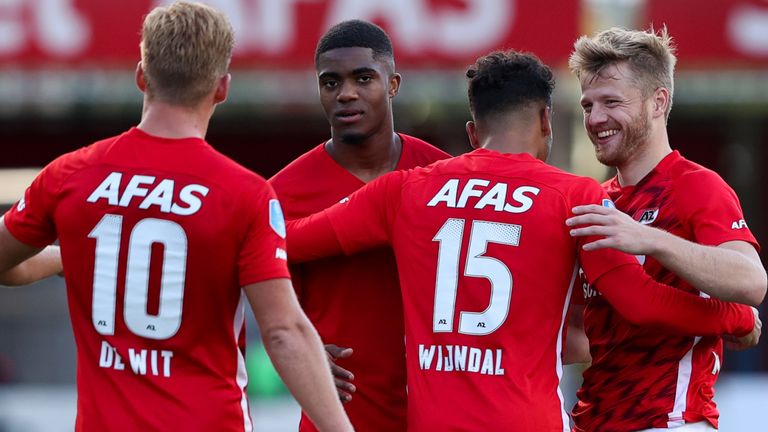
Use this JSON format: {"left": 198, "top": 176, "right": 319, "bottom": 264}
{"left": 0, "top": 2, "right": 352, "bottom": 431}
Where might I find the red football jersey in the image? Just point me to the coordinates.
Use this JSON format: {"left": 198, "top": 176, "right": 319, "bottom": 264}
{"left": 290, "top": 149, "right": 664, "bottom": 431}
{"left": 269, "top": 134, "right": 449, "bottom": 432}
{"left": 573, "top": 151, "right": 760, "bottom": 431}
{"left": 288, "top": 149, "right": 753, "bottom": 431}
{"left": 3, "top": 127, "right": 290, "bottom": 432}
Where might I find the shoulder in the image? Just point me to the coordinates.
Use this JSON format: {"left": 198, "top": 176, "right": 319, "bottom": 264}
{"left": 268, "top": 144, "right": 325, "bottom": 189}
{"left": 529, "top": 162, "right": 602, "bottom": 192}
{"left": 601, "top": 175, "right": 619, "bottom": 192}
{"left": 399, "top": 133, "right": 451, "bottom": 163}
{"left": 400, "top": 153, "right": 456, "bottom": 181}
{"left": 532, "top": 167, "right": 606, "bottom": 207}
{"left": 562, "top": 174, "right": 606, "bottom": 201}
{"left": 199, "top": 147, "right": 272, "bottom": 197}
{"left": 39, "top": 133, "right": 125, "bottom": 184}
{"left": 662, "top": 154, "right": 747, "bottom": 225}
{"left": 668, "top": 156, "right": 734, "bottom": 196}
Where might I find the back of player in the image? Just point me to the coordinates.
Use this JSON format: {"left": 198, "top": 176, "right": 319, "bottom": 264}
{"left": 309, "top": 50, "right": 617, "bottom": 431}
{"left": 2, "top": 3, "right": 300, "bottom": 431}
{"left": 283, "top": 51, "right": 599, "bottom": 430}
{"left": 297, "top": 151, "right": 680, "bottom": 430}
{"left": 23, "top": 130, "right": 281, "bottom": 430}
{"left": 386, "top": 152, "right": 609, "bottom": 431}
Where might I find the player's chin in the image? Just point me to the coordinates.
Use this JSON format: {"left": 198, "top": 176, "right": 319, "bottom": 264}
{"left": 595, "top": 147, "right": 622, "bottom": 167}
{"left": 338, "top": 130, "right": 368, "bottom": 145}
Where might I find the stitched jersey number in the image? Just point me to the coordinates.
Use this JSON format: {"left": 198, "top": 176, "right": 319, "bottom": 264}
{"left": 89, "top": 214, "right": 187, "bottom": 340}
{"left": 432, "top": 218, "right": 521, "bottom": 335}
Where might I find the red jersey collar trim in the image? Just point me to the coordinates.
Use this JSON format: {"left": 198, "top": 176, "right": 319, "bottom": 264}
{"left": 316, "top": 141, "right": 362, "bottom": 186}
{"left": 612, "top": 150, "right": 681, "bottom": 193}
{"left": 319, "top": 133, "right": 412, "bottom": 184}
{"left": 393, "top": 133, "right": 414, "bottom": 171}
{"left": 128, "top": 127, "right": 208, "bottom": 146}
{"left": 471, "top": 147, "right": 540, "bottom": 162}
{"left": 652, "top": 150, "right": 682, "bottom": 175}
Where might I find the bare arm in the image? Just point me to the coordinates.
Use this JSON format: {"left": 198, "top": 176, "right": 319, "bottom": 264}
{"left": 0, "top": 245, "right": 62, "bottom": 286}
{"left": 568, "top": 205, "right": 767, "bottom": 306}
{"left": 0, "top": 217, "right": 45, "bottom": 284}
{"left": 651, "top": 237, "right": 765, "bottom": 306}
{"left": 562, "top": 304, "right": 591, "bottom": 365}
{"left": 244, "top": 278, "right": 353, "bottom": 432}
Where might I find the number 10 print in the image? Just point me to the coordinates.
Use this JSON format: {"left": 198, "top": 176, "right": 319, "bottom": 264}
{"left": 89, "top": 214, "right": 188, "bottom": 340}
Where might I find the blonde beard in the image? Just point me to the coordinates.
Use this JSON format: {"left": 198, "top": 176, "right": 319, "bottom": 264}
{"left": 595, "top": 109, "right": 651, "bottom": 168}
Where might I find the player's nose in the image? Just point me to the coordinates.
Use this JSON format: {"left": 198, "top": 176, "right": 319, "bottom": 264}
{"left": 336, "top": 80, "right": 358, "bottom": 102}
{"left": 587, "top": 104, "right": 608, "bottom": 126}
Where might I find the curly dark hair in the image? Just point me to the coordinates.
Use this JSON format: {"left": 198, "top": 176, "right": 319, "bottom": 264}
{"left": 467, "top": 50, "right": 555, "bottom": 120}
{"left": 315, "top": 19, "right": 393, "bottom": 66}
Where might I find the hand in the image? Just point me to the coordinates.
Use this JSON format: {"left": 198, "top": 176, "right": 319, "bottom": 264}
{"left": 325, "top": 344, "right": 356, "bottom": 403}
{"left": 724, "top": 307, "right": 762, "bottom": 351}
{"left": 566, "top": 205, "right": 663, "bottom": 254}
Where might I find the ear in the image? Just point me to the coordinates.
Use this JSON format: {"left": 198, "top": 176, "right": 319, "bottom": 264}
{"left": 135, "top": 62, "right": 147, "bottom": 93}
{"left": 213, "top": 73, "right": 231, "bottom": 104}
{"left": 466, "top": 121, "right": 480, "bottom": 149}
{"left": 540, "top": 105, "right": 553, "bottom": 139}
{"left": 389, "top": 73, "right": 401, "bottom": 98}
{"left": 651, "top": 87, "right": 670, "bottom": 120}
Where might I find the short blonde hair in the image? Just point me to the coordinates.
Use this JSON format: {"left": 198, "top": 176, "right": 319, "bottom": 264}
{"left": 569, "top": 27, "right": 677, "bottom": 120}
{"left": 140, "top": 1, "right": 234, "bottom": 106}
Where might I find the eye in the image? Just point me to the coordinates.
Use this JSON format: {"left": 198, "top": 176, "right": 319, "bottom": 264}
{"left": 605, "top": 99, "right": 620, "bottom": 107}
{"left": 357, "top": 75, "right": 373, "bottom": 84}
{"left": 321, "top": 80, "right": 338, "bottom": 89}
{"left": 581, "top": 103, "right": 592, "bottom": 114}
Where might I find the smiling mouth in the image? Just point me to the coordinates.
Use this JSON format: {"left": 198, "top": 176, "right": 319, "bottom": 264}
{"left": 596, "top": 129, "right": 619, "bottom": 139}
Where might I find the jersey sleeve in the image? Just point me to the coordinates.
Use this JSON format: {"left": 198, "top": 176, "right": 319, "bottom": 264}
{"left": 592, "top": 263, "right": 754, "bottom": 337}
{"left": 237, "top": 180, "right": 291, "bottom": 286}
{"left": 674, "top": 169, "right": 759, "bottom": 251}
{"left": 286, "top": 170, "right": 405, "bottom": 262}
{"left": 3, "top": 161, "right": 62, "bottom": 247}
{"left": 325, "top": 170, "right": 404, "bottom": 254}
{"left": 286, "top": 213, "right": 344, "bottom": 263}
{"left": 567, "top": 176, "right": 641, "bottom": 282}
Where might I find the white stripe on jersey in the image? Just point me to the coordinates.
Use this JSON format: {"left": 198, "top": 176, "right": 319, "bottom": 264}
{"left": 667, "top": 292, "right": 709, "bottom": 428}
{"left": 643, "top": 420, "right": 717, "bottom": 431}
{"left": 556, "top": 263, "right": 579, "bottom": 432}
{"left": 235, "top": 292, "right": 254, "bottom": 432}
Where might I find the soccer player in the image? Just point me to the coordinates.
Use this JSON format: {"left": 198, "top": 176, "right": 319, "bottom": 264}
{"left": 566, "top": 27, "right": 766, "bottom": 432}
{"left": 0, "top": 3, "right": 352, "bottom": 431}
{"left": 268, "top": 20, "right": 449, "bottom": 431}
{"left": 286, "top": 50, "right": 757, "bottom": 431}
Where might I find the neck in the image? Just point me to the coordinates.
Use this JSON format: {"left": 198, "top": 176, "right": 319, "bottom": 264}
{"left": 616, "top": 124, "right": 672, "bottom": 186}
{"left": 479, "top": 124, "right": 540, "bottom": 159}
{"left": 326, "top": 122, "right": 401, "bottom": 183}
{"left": 137, "top": 98, "right": 213, "bottom": 139}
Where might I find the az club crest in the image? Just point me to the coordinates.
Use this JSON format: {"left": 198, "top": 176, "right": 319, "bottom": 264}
{"left": 637, "top": 208, "right": 659, "bottom": 225}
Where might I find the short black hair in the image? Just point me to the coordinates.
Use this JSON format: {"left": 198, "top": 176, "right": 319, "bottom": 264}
{"left": 315, "top": 19, "right": 394, "bottom": 66}
{"left": 466, "top": 50, "right": 555, "bottom": 120}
